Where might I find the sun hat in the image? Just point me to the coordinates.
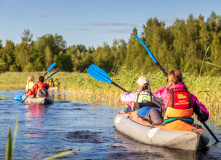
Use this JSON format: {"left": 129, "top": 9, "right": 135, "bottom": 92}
{"left": 137, "top": 76, "right": 149, "bottom": 86}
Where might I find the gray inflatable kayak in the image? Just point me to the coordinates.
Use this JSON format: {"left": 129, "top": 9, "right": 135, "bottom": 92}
{"left": 114, "top": 110, "right": 209, "bottom": 151}
{"left": 22, "top": 95, "right": 54, "bottom": 105}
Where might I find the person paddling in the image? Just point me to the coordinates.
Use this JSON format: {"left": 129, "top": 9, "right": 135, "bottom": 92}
{"left": 153, "top": 69, "right": 209, "bottom": 123}
{"left": 54, "top": 78, "right": 60, "bottom": 86}
{"left": 28, "top": 76, "right": 50, "bottom": 98}
{"left": 48, "top": 78, "right": 55, "bottom": 87}
{"left": 121, "top": 76, "right": 154, "bottom": 110}
{"left": 26, "top": 75, "right": 35, "bottom": 92}
{"left": 121, "top": 76, "right": 163, "bottom": 125}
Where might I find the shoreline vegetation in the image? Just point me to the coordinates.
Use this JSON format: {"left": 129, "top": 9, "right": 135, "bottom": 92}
{"left": 0, "top": 70, "right": 220, "bottom": 117}
{"left": 1, "top": 12, "right": 221, "bottom": 78}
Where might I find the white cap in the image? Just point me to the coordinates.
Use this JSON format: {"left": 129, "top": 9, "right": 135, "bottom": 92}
{"left": 137, "top": 76, "right": 149, "bottom": 86}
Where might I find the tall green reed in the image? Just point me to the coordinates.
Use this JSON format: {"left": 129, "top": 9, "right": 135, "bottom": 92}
{"left": 0, "top": 70, "right": 220, "bottom": 116}
{"left": 5, "top": 118, "right": 18, "bottom": 160}
{"left": 5, "top": 117, "right": 73, "bottom": 160}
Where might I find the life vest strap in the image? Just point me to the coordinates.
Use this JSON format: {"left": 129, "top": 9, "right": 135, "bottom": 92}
{"left": 163, "top": 117, "right": 194, "bottom": 124}
{"left": 132, "top": 92, "right": 154, "bottom": 110}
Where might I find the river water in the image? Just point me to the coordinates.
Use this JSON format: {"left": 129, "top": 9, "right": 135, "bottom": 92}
{"left": 0, "top": 90, "right": 220, "bottom": 160}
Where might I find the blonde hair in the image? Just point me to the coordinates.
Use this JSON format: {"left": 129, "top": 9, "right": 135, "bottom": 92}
{"left": 136, "top": 82, "right": 152, "bottom": 98}
{"left": 131, "top": 81, "right": 152, "bottom": 110}
{"left": 166, "top": 70, "right": 185, "bottom": 90}
{"left": 27, "top": 75, "right": 35, "bottom": 84}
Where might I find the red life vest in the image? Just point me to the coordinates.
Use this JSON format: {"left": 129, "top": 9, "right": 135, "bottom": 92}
{"left": 168, "top": 87, "right": 193, "bottom": 109}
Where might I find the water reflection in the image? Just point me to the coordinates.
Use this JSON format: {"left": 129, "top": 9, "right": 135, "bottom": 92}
{"left": 0, "top": 90, "right": 221, "bottom": 160}
{"left": 24, "top": 104, "right": 48, "bottom": 158}
{"left": 49, "top": 90, "right": 68, "bottom": 102}
{"left": 25, "top": 104, "right": 48, "bottom": 138}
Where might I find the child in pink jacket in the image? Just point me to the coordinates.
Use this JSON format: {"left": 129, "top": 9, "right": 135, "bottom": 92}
{"left": 121, "top": 76, "right": 155, "bottom": 112}
{"left": 153, "top": 70, "right": 209, "bottom": 122}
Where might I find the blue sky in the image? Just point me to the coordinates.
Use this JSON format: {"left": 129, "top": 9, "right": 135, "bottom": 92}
{"left": 0, "top": 0, "right": 221, "bottom": 48}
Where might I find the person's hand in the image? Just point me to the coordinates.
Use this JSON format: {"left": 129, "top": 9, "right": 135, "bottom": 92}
{"left": 197, "top": 116, "right": 204, "bottom": 123}
{"left": 127, "top": 91, "right": 132, "bottom": 94}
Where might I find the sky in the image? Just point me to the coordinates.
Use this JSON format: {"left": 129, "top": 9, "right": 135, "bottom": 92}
{"left": 0, "top": 0, "right": 221, "bottom": 48}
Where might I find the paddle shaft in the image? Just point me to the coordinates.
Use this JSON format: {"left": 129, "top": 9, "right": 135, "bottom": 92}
{"left": 111, "top": 81, "right": 128, "bottom": 92}
{"left": 203, "top": 121, "right": 219, "bottom": 142}
{"left": 136, "top": 35, "right": 219, "bottom": 142}
{"left": 21, "top": 95, "right": 29, "bottom": 103}
{"left": 156, "top": 62, "right": 168, "bottom": 77}
{"left": 45, "top": 71, "right": 59, "bottom": 81}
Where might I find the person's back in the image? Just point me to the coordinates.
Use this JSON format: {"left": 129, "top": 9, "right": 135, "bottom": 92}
{"left": 121, "top": 76, "right": 153, "bottom": 105}
{"left": 153, "top": 69, "right": 209, "bottom": 123}
{"left": 26, "top": 75, "right": 35, "bottom": 91}
{"left": 49, "top": 78, "right": 55, "bottom": 87}
{"left": 54, "top": 78, "right": 60, "bottom": 87}
{"left": 121, "top": 76, "right": 163, "bottom": 125}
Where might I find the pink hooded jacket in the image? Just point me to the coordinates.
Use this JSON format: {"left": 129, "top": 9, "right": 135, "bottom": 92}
{"left": 153, "top": 83, "right": 209, "bottom": 116}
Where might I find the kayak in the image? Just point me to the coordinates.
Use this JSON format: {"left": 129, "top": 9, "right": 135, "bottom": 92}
{"left": 114, "top": 109, "right": 209, "bottom": 151}
{"left": 21, "top": 95, "right": 54, "bottom": 105}
{"left": 116, "top": 130, "right": 199, "bottom": 160}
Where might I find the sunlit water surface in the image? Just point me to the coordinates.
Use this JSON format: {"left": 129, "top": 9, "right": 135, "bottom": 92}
{"left": 0, "top": 90, "right": 221, "bottom": 160}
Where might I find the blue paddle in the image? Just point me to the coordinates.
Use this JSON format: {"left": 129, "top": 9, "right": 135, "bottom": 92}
{"left": 87, "top": 64, "right": 128, "bottom": 92}
{"left": 21, "top": 63, "right": 56, "bottom": 103}
{"left": 135, "top": 34, "right": 219, "bottom": 142}
{"left": 45, "top": 71, "right": 59, "bottom": 81}
{"left": 44, "top": 63, "right": 56, "bottom": 77}
{"left": 135, "top": 35, "right": 168, "bottom": 77}
{"left": 14, "top": 94, "right": 23, "bottom": 101}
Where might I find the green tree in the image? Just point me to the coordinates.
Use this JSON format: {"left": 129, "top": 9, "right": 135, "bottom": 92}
{"left": 170, "top": 18, "right": 188, "bottom": 69}
{"left": 210, "top": 32, "right": 221, "bottom": 75}
{"left": 45, "top": 46, "right": 53, "bottom": 69}
{"left": 56, "top": 51, "right": 73, "bottom": 71}
{"left": 125, "top": 27, "right": 138, "bottom": 68}
{"left": 111, "top": 39, "right": 127, "bottom": 72}
{"left": 2, "top": 40, "right": 15, "bottom": 71}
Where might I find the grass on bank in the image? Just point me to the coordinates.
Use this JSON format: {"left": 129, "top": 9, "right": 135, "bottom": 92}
{"left": 0, "top": 69, "right": 220, "bottom": 116}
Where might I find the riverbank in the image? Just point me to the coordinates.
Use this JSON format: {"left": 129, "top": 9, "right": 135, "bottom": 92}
{"left": 0, "top": 70, "right": 220, "bottom": 116}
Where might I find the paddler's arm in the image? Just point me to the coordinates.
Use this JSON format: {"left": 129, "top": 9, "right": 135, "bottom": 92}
{"left": 191, "top": 93, "right": 209, "bottom": 122}
{"left": 121, "top": 91, "right": 135, "bottom": 103}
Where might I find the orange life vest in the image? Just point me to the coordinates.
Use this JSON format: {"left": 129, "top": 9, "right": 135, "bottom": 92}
{"left": 164, "top": 107, "right": 193, "bottom": 120}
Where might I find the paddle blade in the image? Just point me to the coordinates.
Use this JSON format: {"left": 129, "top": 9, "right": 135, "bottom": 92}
{"left": 135, "top": 35, "right": 158, "bottom": 63}
{"left": 49, "top": 71, "right": 59, "bottom": 78}
{"left": 87, "top": 64, "right": 112, "bottom": 83}
{"left": 14, "top": 94, "right": 23, "bottom": 101}
{"left": 45, "top": 71, "right": 59, "bottom": 80}
{"left": 44, "top": 63, "right": 56, "bottom": 76}
{"left": 47, "top": 63, "right": 56, "bottom": 73}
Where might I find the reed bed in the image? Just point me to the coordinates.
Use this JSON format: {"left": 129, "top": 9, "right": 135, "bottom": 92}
{"left": 0, "top": 70, "right": 220, "bottom": 116}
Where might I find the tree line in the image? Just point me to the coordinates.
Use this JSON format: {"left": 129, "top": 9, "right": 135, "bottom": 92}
{"left": 0, "top": 11, "right": 221, "bottom": 76}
